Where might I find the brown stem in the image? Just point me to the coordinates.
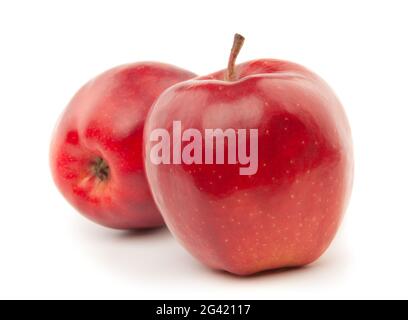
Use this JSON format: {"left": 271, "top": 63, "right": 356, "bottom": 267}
{"left": 225, "top": 33, "right": 245, "bottom": 81}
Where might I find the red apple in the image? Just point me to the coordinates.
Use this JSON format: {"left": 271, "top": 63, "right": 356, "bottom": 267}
{"left": 51, "top": 62, "right": 196, "bottom": 229}
{"left": 144, "top": 35, "right": 353, "bottom": 275}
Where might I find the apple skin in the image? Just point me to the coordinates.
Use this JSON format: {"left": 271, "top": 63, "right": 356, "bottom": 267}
{"left": 144, "top": 59, "right": 353, "bottom": 275}
{"left": 50, "top": 62, "right": 196, "bottom": 229}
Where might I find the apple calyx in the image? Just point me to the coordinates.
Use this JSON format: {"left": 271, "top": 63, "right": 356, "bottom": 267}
{"left": 225, "top": 33, "right": 245, "bottom": 81}
{"left": 91, "top": 157, "right": 110, "bottom": 181}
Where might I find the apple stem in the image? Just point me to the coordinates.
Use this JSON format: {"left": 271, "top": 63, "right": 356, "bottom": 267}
{"left": 91, "top": 157, "right": 110, "bottom": 181}
{"left": 225, "top": 33, "right": 245, "bottom": 81}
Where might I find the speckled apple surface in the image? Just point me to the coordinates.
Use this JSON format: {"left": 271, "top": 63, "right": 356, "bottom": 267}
{"left": 50, "top": 62, "right": 196, "bottom": 229}
{"left": 144, "top": 58, "right": 353, "bottom": 275}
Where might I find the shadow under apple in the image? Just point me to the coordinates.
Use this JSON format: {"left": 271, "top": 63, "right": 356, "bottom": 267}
{"left": 70, "top": 217, "right": 350, "bottom": 296}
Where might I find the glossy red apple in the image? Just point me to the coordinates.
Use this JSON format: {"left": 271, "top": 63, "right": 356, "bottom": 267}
{"left": 51, "top": 62, "right": 196, "bottom": 229}
{"left": 144, "top": 35, "right": 353, "bottom": 275}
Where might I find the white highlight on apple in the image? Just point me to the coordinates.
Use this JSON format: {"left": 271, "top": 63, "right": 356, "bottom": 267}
{"left": 149, "top": 121, "right": 259, "bottom": 176}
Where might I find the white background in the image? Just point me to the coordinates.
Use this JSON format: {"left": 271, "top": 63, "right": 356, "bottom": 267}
{"left": 0, "top": 0, "right": 407, "bottom": 300}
